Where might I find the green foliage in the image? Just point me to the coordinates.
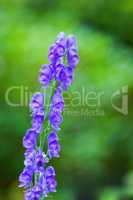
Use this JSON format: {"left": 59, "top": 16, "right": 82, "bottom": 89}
{"left": 58, "top": 0, "right": 133, "bottom": 44}
{"left": 0, "top": 1, "right": 133, "bottom": 200}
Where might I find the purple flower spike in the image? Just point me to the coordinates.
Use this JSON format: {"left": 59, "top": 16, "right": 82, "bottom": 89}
{"left": 19, "top": 32, "right": 79, "bottom": 199}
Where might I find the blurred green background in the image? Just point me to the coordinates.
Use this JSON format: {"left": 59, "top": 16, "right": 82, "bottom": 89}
{"left": 0, "top": 0, "right": 133, "bottom": 199}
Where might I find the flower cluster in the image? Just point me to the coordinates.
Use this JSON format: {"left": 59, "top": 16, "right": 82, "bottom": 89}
{"left": 19, "top": 32, "right": 79, "bottom": 200}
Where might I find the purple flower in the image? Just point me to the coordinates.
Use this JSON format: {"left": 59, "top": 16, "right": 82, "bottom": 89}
{"left": 35, "top": 148, "right": 49, "bottom": 173}
{"left": 19, "top": 151, "right": 35, "bottom": 189}
{"left": 48, "top": 132, "right": 60, "bottom": 158}
{"left": 55, "top": 44, "right": 65, "bottom": 57}
{"left": 67, "top": 48, "right": 79, "bottom": 66}
{"left": 66, "top": 35, "right": 77, "bottom": 48}
{"left": 55, "top": 63, "right": 64, "bottom": 80}
{"left": 24, "top": 189, "right": 32, "bottom": 200}
{"left": 37, "top": 174, "right": 48, "bottom": 198}
{"left": 45, "top": 166, "right": 57, "bottom": 193}
{"left": 46, "top": 166, "right": 56, "bottom": 176}
{"left": 57, "top": 66, "right": 73, "bottom": 90}
{"left": 32, "top": 108, "right": 45, "bottom": 133}
{"left": 46, "top": 176, "right": 57, "bottom": 193}
{"left": 23, "top": 128, "right": 37, "bottom": 150}
{"left": 31, "top": 184, "right": 43, "bottom": 200}
{"left": 49, "top": 85, "right": 64, "bottom": 131}
{"left": 39, "top": 64, "right": 53, "bottom": 88}
{"left": 19, "top": 167, "right": 33, "bottom": 188}
{"left": 48, "top": 132, "right": 58, "bottom": 143}
{"left": 48, "top": 140, "right": 61, "bottom": 158}
{"left": 49, "top": 111, "right": 63, "bottom": 131}
{"left": 51, "top": 86, "right": 64, "bottom": 113}
{"left": 56, "top": 32, "right": 66, "bottom": 47}
{"left": 66, "top": 35, "right": 79, "bottom": 66}
{"left": 48, "top": 32, "right": 66, "bottom": 64}
{"left": 24, "top": 149, "right": 35, "bottom": 168}
{"left": 29, "top": 93, "right": 45, "bottom": 134}
{"left": 30, "top": 93, "right": 44, "bottom": 112}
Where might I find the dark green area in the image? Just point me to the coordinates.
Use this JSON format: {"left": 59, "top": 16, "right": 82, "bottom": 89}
{"left": 0, "top": 1, "right": 133, "bottom": 200}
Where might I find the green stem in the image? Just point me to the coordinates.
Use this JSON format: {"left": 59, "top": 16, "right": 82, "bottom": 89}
{"left": 40, "top": 80, "right": 57, "bottom": 150}
{"left": 34, "top": 173, "right": 38, "bottom": 184}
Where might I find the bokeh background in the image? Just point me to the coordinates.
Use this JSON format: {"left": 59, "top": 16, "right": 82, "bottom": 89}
{"left": 0, "top": 0, "right": 133, "bottom": 199}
